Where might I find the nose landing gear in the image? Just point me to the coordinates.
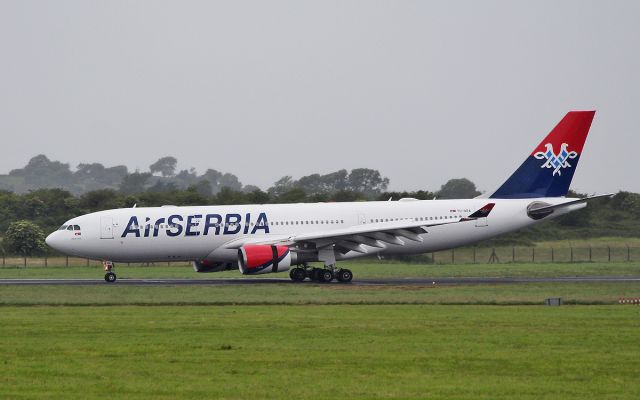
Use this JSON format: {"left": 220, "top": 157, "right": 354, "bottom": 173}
{"left": 103, "top": 261, "right": 117, "bottom": 283}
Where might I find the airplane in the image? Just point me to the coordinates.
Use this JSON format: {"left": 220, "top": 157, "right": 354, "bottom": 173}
{"left": 46, "top": 110, "right": 609, "bottom": 283}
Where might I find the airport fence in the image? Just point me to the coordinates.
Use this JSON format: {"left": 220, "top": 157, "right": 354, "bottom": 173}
{"left": 0, "top": 246, "right": 640, "bottom": 268}
{"left": 0, "top": 256, "right": 191, "bottom": 268}
{"left": 407, "top": 245, "right": 640, "bottom": 265}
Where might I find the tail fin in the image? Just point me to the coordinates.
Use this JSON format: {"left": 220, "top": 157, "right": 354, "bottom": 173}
{"left": 490, "top": 111, "right": 595, "bottom": 199}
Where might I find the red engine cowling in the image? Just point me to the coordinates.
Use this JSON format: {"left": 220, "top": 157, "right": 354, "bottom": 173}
{"left": 238, "top": 245, "right": 296, "bottom": 275}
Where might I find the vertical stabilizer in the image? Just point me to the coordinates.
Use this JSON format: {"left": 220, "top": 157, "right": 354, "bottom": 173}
{"left": 490, "top": 111, "right": 595, "bottom": 199}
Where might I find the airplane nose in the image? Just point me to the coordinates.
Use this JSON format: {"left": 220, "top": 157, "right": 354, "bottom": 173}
{"left": 45, "top": 232, "right": 58, "bottom": 250}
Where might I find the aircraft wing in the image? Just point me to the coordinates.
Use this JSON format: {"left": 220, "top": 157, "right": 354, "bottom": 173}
{"left": 223, "top": 203, "right": 495, "bottom": 254}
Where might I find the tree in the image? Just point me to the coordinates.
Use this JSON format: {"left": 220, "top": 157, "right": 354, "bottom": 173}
{"left": 378, "top": 190, "right": 436, "bottom": 201}
{"left": 78, "top": 189, "right": 123, "bottom": 211}
{"left": 215, "top": 187, "right": 247, "bottom": 205}
{"left": 242, "top": 184, "right": 261, "bottom": 193}
{"left": 75, "top": 163, "right": 106, "bottom": 179}
{"left": 345, "top": 168, "right": 389, "bottom": 197}
{"left": 320, "top": 169, "right": 348, "bottom": 192}
{"left": 74, "top": 163, "right": 128, "bottom": 190}
{"left": 9, "top": 155, "right": 73, "bottom": 188}
{"left": 4, "top": 220, "right": 46, "bottom": 256}
{"left": 437, "top": 178, "right": 481, "bottom": 199}
{"left": 245, "top": 189, "right": 271, "bottom": 204}
{"left": 296, "top": 170, "right": 349, "bottom": 195}
{"left": 268, "top": 176, "right": 295, "bottom": 197}
{"left": 149, "top": 156, "right": 178, "bottom": 177}
{"left": 119, "top": 172, "right": 152, "bottom": 194}
{"left": 330, "top": 190, "right": 367, "bottom": 202}
{"left": 296, "top": 174, "right": 324, "bottom": 194}
{"left": 201, "top": 169, "right": 223, "bottom": 192}
{"left": 200, "top": 169, "right": 243, "bottom": 194}
{"left": 276, "top": 188, "right": 307, "bottom": 203}
{"left": 173, "top": 168, "right": 199, "bottom": 189}
{"left": 192, "top": 180, "right": 213, "bottom": 197}
{"left": 219, "top": 173, "right": 243, "bottom": 191}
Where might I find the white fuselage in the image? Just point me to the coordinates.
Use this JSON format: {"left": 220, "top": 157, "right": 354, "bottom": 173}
{"left": 45, "top": 198, "right": 583, "bottom": 264}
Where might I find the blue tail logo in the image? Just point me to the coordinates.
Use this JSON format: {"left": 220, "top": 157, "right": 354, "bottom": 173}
{"left": 490, "top": 111, "right": 595, "bottom": 199}
{"left": 534, "top": 143, "right": 578, "bottom": 176}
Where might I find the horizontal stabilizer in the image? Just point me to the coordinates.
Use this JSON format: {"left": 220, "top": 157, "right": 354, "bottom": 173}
{"left": 527, "top": 194, "right": 613, "bottom": 219}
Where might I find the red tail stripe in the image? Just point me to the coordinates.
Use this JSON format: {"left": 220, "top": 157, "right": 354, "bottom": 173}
{"left": 530, "top": 111, "right": 595, "bottom": 156}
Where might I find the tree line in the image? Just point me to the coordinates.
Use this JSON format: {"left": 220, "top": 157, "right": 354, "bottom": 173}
{"left": 0, "top": 155, "right": 404, "bottom": 197}
{"left": 1, "top": 154, "right": 639, "bottom": 256}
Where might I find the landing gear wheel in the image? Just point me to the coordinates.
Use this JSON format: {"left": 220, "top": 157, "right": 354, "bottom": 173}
{"left": 336, "top": 269, "right": 353, "bottom": 283}
{"left": 310, "top": 268, "right": 323, "bottom": 282}
{"left": 319, "top": 269, "right": 334, "bottom": 283}
{"left": 289, "top": 267, "right": 307, "bottom": 282}
{"left": 104, "top": 272, "right": 117, "bottom": 283}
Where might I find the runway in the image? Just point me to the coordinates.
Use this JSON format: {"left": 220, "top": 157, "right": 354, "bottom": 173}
{"left": 1, "top": 276, "right": 639, "bottom": 286}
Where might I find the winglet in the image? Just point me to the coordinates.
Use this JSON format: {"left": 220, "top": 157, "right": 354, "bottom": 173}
{"left": 462, "top": 203, "right": 495, "bottom": 221}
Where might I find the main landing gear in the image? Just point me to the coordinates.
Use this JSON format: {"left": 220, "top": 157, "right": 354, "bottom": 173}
{"left": 103, "top": 261, "right": 117, "bottom": 283}
{"left": 288, "top": 264, "right": 353, "bottom": 283}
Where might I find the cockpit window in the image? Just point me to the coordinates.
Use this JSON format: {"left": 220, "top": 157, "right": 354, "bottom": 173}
{"left": 73, "top": 225, "right": 81, "bottom": 230}
{"left": 58, "top": 225, "right": 68, "bottom": 231}
{"left": 67, "top": 225, "right": 74, "bottom": 231}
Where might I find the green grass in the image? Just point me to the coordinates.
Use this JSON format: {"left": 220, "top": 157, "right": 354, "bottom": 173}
{"left": 2, "top": 260, "right": 640, "bottom": 280}
{"left": 0, "top": 305, "right": 638, "bottom": 399}
{"left": 0, "top": 282, "right": 638, "bottom": 306}
{"left": 1, "top": 260, "right": 639, "bottom": 398}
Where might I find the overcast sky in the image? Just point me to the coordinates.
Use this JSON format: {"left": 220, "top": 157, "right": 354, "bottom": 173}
{"left": 0, "top": 1, "right": 637, "bottom": 194}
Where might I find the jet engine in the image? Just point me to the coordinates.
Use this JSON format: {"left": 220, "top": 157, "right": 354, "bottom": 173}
{"left": 238, "top": 244, "right": 298, "bottom": 275}
{"left": 192, "top": 260, "right": 238, "bottom": 273}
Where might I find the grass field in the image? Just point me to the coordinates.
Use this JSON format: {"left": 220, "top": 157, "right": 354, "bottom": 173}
{"left": 1, "top": 305, "right": 638, "bottom": 399}
{"left": 1, "top": 261, "right": 639, "bottom": 398}
{"left": 2, "top": 260, "right": 640, "bottom": 279}
{"left": 0, "top": 282, "right": 639, "bottom": 306}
